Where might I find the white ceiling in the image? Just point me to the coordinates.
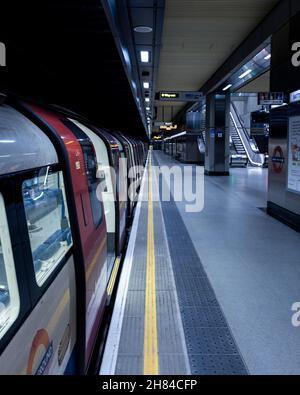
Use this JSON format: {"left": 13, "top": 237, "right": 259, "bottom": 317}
{"left": 155, "top": 0, "right": 278, "bottom": 127}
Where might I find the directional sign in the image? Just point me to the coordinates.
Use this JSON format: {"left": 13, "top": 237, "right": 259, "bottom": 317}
{"left": 158, "top": 91, "right": 203, "bottom": 102}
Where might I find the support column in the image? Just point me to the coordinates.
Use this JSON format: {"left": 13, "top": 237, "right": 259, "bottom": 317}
{"left": 205, "top": 94, "right": 230, "bottom": 176}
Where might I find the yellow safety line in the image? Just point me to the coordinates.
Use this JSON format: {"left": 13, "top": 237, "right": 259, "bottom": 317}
{"left": 107, "top": 257, "right": 121, "bottom": 296}
{"left": 144, "top": 150, "right": 159, "bottom": 375}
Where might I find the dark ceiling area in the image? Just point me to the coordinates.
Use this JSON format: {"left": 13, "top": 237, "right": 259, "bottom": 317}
{"left": 0, "top": 1, "right": 146, "bottom": 138}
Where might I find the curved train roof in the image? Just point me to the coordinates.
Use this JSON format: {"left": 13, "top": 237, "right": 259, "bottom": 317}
{"left": 0, "top": 105, "right": 58, "bottom": 176}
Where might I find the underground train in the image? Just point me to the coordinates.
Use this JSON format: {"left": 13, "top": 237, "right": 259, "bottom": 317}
{"left": 0, "top": 99, "right": 147, "bottom": 374}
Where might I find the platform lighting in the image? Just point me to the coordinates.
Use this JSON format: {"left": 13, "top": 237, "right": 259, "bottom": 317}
{"left": 264, "top": 54, "right": 271, "bottom": 60}
{"left": 145, "top": 97, "right": 150, "bottom": 102}
{"left": 223, "top": 84, "right": 232, "bottom": 91}
{"left": 143, "top": 82, "right": 150, "bottom": 89}
{"left": 134, "top": 26, "right": 153, "bottom": 33}
{"left": 146, "top": 106, "right": 151, "bottom": 111}
{"left": 140, "top": 50, "right": 149, "bottom": 63}
{"left": 239, "top": 69, "right": 252, "bottom": 79}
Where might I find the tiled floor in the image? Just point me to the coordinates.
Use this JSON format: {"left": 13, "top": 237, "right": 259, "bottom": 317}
{"left": 154, "top": 151, "right": 300, "bottom": 375}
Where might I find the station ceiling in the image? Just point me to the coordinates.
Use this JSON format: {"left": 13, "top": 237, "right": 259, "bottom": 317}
{"left": 155, "top": 0, "right": 278, "bottom": 128}
{"left": 0, "top": 1, "right": 146, "bottom": 138}
{"left": 0, "top": 0, "right": 280, "bottom": 138}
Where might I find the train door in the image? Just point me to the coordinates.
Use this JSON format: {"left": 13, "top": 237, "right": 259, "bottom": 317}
{"left": 22, "top": 104, "right": 107, "bottom": 371}
{"left": 122, "top": 136, "right": 138, "bottom": 202}
{"left": 107, "top": 135, "right": 128, "bottom": 251}
{"left": 111, "top": 135, "right": 130, "bottom": 223}
{"left": 112, "top": 134, "right": 134, "bottom": 216}
{"left": 69, "top": 119, "right": 117, "bottom": 279}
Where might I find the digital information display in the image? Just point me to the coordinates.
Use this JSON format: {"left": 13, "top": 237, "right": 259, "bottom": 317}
{"left": 287, "top": 115, "right": 300, "bottom": 194}
{"left": 258, "top": 92, "right": 284, "bottom": 105}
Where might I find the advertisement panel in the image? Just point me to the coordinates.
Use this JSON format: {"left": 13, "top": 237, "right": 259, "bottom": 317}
{"left": 287, "top": 115, "right": 300, "bottom": 193}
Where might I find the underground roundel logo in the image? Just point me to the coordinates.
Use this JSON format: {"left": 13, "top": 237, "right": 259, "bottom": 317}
{"left": 272, "top": 146, "right": 285, "bottom": 174}
{"left": 27, "top": 329, "right": 53, "bottom": 375}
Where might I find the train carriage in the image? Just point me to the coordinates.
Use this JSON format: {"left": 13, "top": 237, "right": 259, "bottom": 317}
{"left": 0, "top": 104, "right": 77, "bottom": 374}
{"left": 0, "top": 99, "right": 148, "bottom": 375}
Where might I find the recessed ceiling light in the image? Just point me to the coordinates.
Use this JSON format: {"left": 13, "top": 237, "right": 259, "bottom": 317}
{"left": 134, "top": 26, "right": 153, "bottom": 33}
{"left": 223, "top": 84, "right": 232, "bottom": 91}
{"left": 145, "top": 97, "right": 150, "bottom": 102}
{"left": 140, "top": 51, "right": 149, "bottom": 63}
{"left": 239, "top": 69, "right": 252, "bottom": 79}
{"left": 264, "top": 54, "right": 271, "bottom": 60}
{"left": 146, "top": 106, "right": 150, "bottom": 111}
{"left": 143, "top": 82, "right": 150, "bottom": 89}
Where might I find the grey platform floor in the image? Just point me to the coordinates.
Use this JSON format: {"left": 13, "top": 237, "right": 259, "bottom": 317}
{"left": 154, "top": 151, "right": 300, "bottom": 375}
{"left": 115, "top": 157, "right": 189, "bottom": 375}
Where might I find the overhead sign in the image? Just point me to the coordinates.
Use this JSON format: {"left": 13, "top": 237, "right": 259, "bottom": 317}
{"left": 160, "top": 92, "right": 180, "bottom": 100}
{"left": 159, "top": 91, "right": 203, "bottom": 102}
{"left": 154, "top": 121, "right": 173, "bottom": 127}
{"left": 258, "top": 92, "right": 284, "bottom": 106}
{"left": 160, "top": 124, "right": 178, "bottom": 131}
{"left": 290, "top": 89, "right": 300, "bottom": 103}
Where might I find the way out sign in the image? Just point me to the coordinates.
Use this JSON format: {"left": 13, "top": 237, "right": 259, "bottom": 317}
{"left": 158, "top": 91, "right": 203, "bottom": 102}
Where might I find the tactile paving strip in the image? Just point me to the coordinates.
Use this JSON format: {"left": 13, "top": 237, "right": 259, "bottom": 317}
{"left": 154, "top": 153, "right": 248, "bottom": 375}
{"left": 115, "top": 167, "right": 189, "bottom": 375}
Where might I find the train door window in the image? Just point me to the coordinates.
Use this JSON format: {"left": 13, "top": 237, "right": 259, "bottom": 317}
{"left": 0, "top": 193, "right": 20, "bottom": 340}
{"left": 22, "top": 168, "right": 73, "bottom": 287}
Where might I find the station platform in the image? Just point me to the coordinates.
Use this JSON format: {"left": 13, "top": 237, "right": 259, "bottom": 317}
{"left": 100, "top": 150, "right": 300, "bottom": 375}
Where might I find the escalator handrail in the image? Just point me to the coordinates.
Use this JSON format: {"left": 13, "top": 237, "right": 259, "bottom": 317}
{"left": 231, "top": 102, "right": 252, "bottom": 144}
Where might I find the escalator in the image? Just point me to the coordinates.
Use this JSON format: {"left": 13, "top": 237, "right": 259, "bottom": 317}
{"left": 230, "top": 118, "right": 246, "bottom": 155}
{"left": 230, "top": 102, "right": 265, "bottom": 167}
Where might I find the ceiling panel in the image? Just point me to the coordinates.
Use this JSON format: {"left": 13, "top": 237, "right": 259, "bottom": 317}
{"left": 154, "top": 0, "right": 278, "bottom": 128}
{"left": 237, "top": 71, "right": 270, "bottom": 93}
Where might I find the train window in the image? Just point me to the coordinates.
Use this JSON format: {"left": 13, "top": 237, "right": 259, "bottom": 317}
{"left": 0, "top": 193, "right": 20, "bottom": 340}
{"left": 22, "top": 168, "right": 73, "bottom": 287}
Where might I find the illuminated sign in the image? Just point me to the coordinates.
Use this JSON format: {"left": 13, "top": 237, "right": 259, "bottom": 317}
{"left": 159, "top": 91, "right": 203, "bottom": 102}
{"left": 160, "top": 92, "right": 180, "bottom": 100}
{"left": 160, "top": 124, "right": 178, "bottom": 131}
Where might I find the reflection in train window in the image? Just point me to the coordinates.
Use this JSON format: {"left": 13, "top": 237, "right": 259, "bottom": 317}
{"left": 81, "top": 143, "right": 103, "bottom": 228}
{"left": 0, "top": 193, "right": 20, "bottom": 340}
{"left": 22, "top": 168, "right": 73, "bottom": 287}
{"left": 61, "top": 119, "right": 103, "bottom": 229}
